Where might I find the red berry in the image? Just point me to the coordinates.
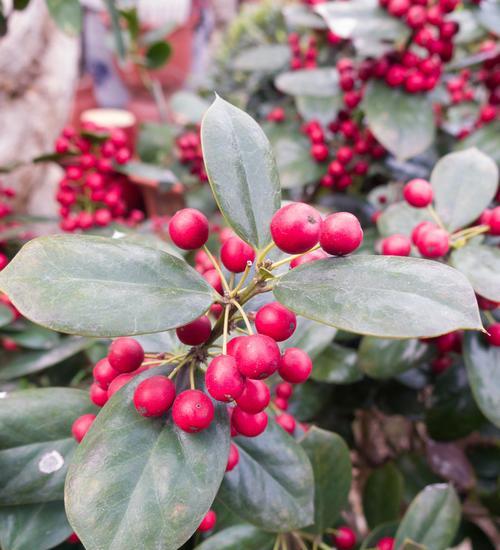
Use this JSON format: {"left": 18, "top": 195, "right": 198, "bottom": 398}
{"left": 133, "top": 376, "right": 176, "bottom": 417}
{"left": 417, "top": 227, "right": 449, "bottom": 258}
{"left": 477, "top": 295, "right": 498, "bottom": 311}
{"left": 90, "top": 383, "right": 108, "bottom": 407}
{"left": 435, "top": 332, "right": 461, "bottom": 354}
{"left": 169, "top": 208, "right": 209, "bottom": 250}
{"left": 220, "top": 236, "right": 255, "bottom": 273}
{"left": 0, "top": 254, "right": 9, "bottom": 271}
{"left": 255, "top": 302, "right": 297, "bottom": 342}
{"left": 275, "top": 412, "right": 296, "bottom": 434}
{"left": 235, "top": 379, "right": 271, "bottom": 413}
{"left": 274, "top": 397, "right": 289, "bottom": 411}
{"left": 431, "top": 354, "right": 453, "bottom": 374}
{"left": 226, "top": 442, "right": 240, "bottom": 471}
{"left": 204, "top": 268, "right": 223, "bottom": 294}
{"left": 386, "top": 65, "right": 406, "bottom": 87}
{"left": 489, "top": 207, "right": 500, "bottom": 235}
{"left": 93, "top": 358, "right": 119, "bottom": 389}
{"left": 377, "top": 537, "right": 395, "bottom": 550}
{"left": 332, "top": 526, "right": 357, "bottom": 550}
{"left": 107, "top": 372, "right": 135, "bottom": 398}
{"left": 94, "top": 208, "right": 112, "bottom": 227}
{"left": 71, "top": 413, "right": 96, "bottom": 443}
{"left": 172, "top": 389, "right": 214, "bottom": 433}
{"left": 311, "top": 143, "right": 329, "bottom": 162}
{"left": 336, "top": 147, "right": 354, "bottom": 165}
{"left": 388, "top": 0, "right": 410, "bottom": 17}
{"left": 227, "top": 335, "right": 246, "bottom": 357}
{"left": 276, "top": 382, "right": 293, "bottom": 399}
{"left": 108, "top": 338, "right": 144, "bottom": 373}
{"left": 320, "top": 212, "right": 363, "bottom": 256}
{"left": 279, "top": 348, "right": 313, "bottom": 384}
{"left": 381, "top": 234, "right": 411, "bottom": 256}
{"left": 270, "top": 203, "right": 322, "bottom": 254}
{"left": 488, "top": 323, "right": 500, "bottom": 347}
{"left": 403, "top": 179, "right": 433, "bottom": 207}
{"left": 232, "top": 408, "right": 268, "bottom": 437}
{"left": 235, "top": 334, "right": 281, "bottom": 380}
{"left": 206, "top": 355, "right": 246, "bottom": 402}
{"left": 411, "top": 221, "right": 437, "bottom": 246}
{"left": 290, "top": 249, "right": 329, "bottom": 269}
{"left": 176, "top": 315, "right": 211, "bottom": 346}
{"left": 198, "top": 510, "right": 217, "bottom": 532}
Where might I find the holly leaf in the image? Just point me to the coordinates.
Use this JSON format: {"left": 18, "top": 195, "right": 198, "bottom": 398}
{"left": 363, "top": 463, "right": 404, "bottom": 529}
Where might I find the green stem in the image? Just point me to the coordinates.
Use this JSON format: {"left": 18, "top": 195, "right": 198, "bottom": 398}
{"left": 427, "top": 205, "right": 445, "bottom": 230}
{"left": 203, "top": 245, "right": 231, "bottom": 295}
{"left": 230, "top": 299, "right": 254, "bottom": 334}
{"left": 270, "top": 244, "right": 320, "bottom": 270}
{"left": 222, "top": 305, "right": 230, "bottom": 355}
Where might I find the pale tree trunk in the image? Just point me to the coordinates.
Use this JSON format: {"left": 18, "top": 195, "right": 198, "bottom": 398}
{"left": 0, "top": 0, "right": 79, "bottom": 216}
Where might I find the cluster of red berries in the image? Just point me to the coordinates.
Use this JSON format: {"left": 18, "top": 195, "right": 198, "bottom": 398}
{"left": 0, "top": 182, "right": 17, "bottom": 271}
{"left": 176, "top": 130, "right": 208, "bottom": 183}
{"left": 288, "top": 32, "right": 318, "bottom": 71}
{"left": 477, "top": 40, "right": 500, "bottom": 108}
{"left": 445, "top": 69, "right": 476, "bottom": 105}
{"left": 54, "top": 125, "right": 144, "bottom": 232}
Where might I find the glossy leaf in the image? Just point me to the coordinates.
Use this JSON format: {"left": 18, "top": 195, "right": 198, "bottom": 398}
{"left": 358, "top": 337, "right": 428, "bottom": 379}
{"left": 0, "top": 235, "right": 214, "bottom": 337}
{"left": 46, "top": 0, "right": 82, "bottom": 35}
{"left": 65, "top": 367, "right": 230, "bottom": 550}
{"left": 456, "top": 121, "right": 500, "bottom": 164}
{"left": 450, "top": 244, "right": 500, "bottom": 302}
{"left": 0, "top": 502, "right": 72, "bottom": 550}
{"left": 463, "top": 333, "right": 500, "bottom": 428}
{"left": 360, "top": 522, "right": 398, "bottom": 549}
{"left": 363, "top": 81, "right": 435, "bottom": 160}
{"left": 363, "top": 463, "right": 404, "bottom": 529}
{"left": 280, "top": 317, "right": 336, "bottom": 360}
{"left": 170, "top": 91, "right": 210, "bottom": 125}
{"left": 195, "top": 525, "right": 274, "bottom": 550}
{"left": 275, "top": 68, "right": 339, "bottom": 97}
{"left": 0, "top": 388, "right": 95, "bottom": 505}
{"left": 394, "top": 484, "right": 461, "bottom": 550}
{"left": 0, "top": 304, "right": 14, "bottom": 328}
{"left": 201, "top": 96, "right": 281, "bottom": 249}
{"left": 431, "top": 149, "right": 498, "bottom": 232}
{"left": 300, "top": 427, "right": 351, "bottom": 533}
{"left": 218, "top": 419, "right": 314, "bottom": 532}
{"left": 233, "top": 45, "right": 290, "bottom": 72}
{"left": 312, "top": 343, "right": 362, "bottom": 384}
{"left": 137, "top": 123, "right": 174, "bottom": 164}
{"left": 377, "top": 202, "right": 433, "bottom": 238}
{"left": 274, "top": 256, "right": 482, "bottom": 338}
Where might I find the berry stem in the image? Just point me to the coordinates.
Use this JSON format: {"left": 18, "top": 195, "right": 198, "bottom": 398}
{"left": 256, "top": 241, "right": 275, "bottom": 265}
{"left": 484, "top": 310, "right": 496, "bottom": 325}
{"left": 451, "top": 224, "right": 489, "bottom": 241}
{"left": 222, "top": 304, "right": 230, "bottom": 355}
{"left": 272, "top": 536, "right": 281, "bottom": 550}
{"left": 292, "top": 533, "right": 309, "bottom": 550}
{"left": 167, "top": 356, "right": 190, "bottom": 380}
{"left": 270, "top": 244, "right": 321, "bottom": 270}
{"left": 427, "top": 205, "right": 445, "bottom": 230}
{"left": 189, "top": 363, "right": 196, "bottom": 390}
{"left": 231, "top": 262, "right": 252, "bottom": 297}
{"left": 230, "top": 299, "right": 254, "bottom": 334}
{"left": 203, "top": 245, "right": 231, "bottom": 295}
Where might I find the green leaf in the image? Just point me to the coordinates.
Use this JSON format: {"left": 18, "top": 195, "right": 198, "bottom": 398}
{"left": 232, "top": 45, "right": 290, "bottom": 72}
{"left": 478, "top": 0, "right": 500, "bottom": 35}
{"left": 401, "top": 541, "right": 427, "bottom": 550}
{"left": 45, "top": 0, "right": 82, "bottom": 35}
{"left": 65, "top": 367, "right": 230, "bottom": 550}
{"left": 431, "top": 149, "right": 498, "bottom": 232}
{"left": 137, "top": 122, "right": 174, "bottom": 163}
{"left": 273, "top": 256, "right": 482, "bottom": 338}
{"left": 103, "top": 0, "right": 126, "bottom": 60}
{"left": 295, "top": 95, "right": 343, "bottom": 128}
{"left": 363, "top": 463, "right": 404, "bottom": 529}
{"left": 275, "top": 68, "right": 339, "bottom": 97}
{"left": 360, "top": 522, "right": 398, "bottom": 549}
{"left": 300, "top": 427, "right": 351, "bottom": 533}
{"left": 117, "top": 161, "right": 177, "bottom": 188}
{"left": 450, "top": 244, "right": 500, "bottom": 302}
{"left": 283, "top": 4, "right": 327, "bottom": 30}
{"left": 280, "top": 317, "right": 336, "bottom": 360}
{"left": 0, "top": 235, "right": 214, "bottom": 337}
{"left": 463, "top": 333, "right": 500, "bottom": 428}
{"left": 144, "top": 41, "right": 172, "bottom": 69}
{"left": 2, "top": 321, "right": 60, "bottom": 350}
{"left": 358, "top": 337, "right": 428, "bottom": 379}
{"left": 0, "top": 303, "right": 14, "bottom": 328}
{"left": 218, "top": 419, "right": 314, "bottom": 532}
{"left": 377, "top": 202, "right": 434, "bottom": 238}
{"left": 201, "top": 96, "right": 281, "bottom": 249}
{"left": 312, "top": 343, "right": 362, "bottom": 384}
{"left": 0, "top": 502, "right": 72, "bottom": 550}
{"left": 13, "top": 0, "right": 30, "bottom": 10}
{"left": 394, "top": 484, "right": 461, "bottom": 550}
{"left": 455, "top": 121, "right": 500, "bottom": 165}
{"left": 195, "top": 525, "right": 275, "bottom": 550}
{"left": 0, "top": 336, "right": 92, "bottom": 380}
{"left": 0, "top": 388, "right": 95, "bottom": 505}
{"left": 363, "top": 81, "right": 435, "bottom": 161}
{"left": 170, "top": 91, "right": 210, "bottom": 125}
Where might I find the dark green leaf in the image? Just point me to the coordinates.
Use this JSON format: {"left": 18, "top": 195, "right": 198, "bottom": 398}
{"left": 360, "top": 522, "right": 398, "bottom": 549}
{"left": 13, "top": 0, "right": 30, "bottom": 9}
{"left": 312, "top": 343, "right": 362, "bottom": 384}
{"left": 201, "top": 96, "right": 281, "bottom": 249}
{"left": 363, "top": 463, "right": 404, "bottom": 529}
{"left": 396, "top": 454, "right": 441, "bottom": 503}
{"left": 144, "top": 41, "right": 172, "bottom": 69}
{"left": 66, "top": 367, "right": 230, "bottom": 550}
{"left": 450, "top": 244, "right": 500, "bottom": 302}
{"left": 377, "top": 202, "right": 434, "bottom": 238}
{"left": 358, "top": 337, "right": 428, "bottom": 379}
{"left": 2, "top": 322, "right": 60, "bottom": 350}
{"left": 275, "top": 68, "right": 339, "bottom": 97}
{"left": 0, "top": 235, "right": 214, "bottom": 337}
{"left": 274, "top": 256, "right": 482, "bottom": 338}
{"left": 218, "top": 419, "right": 314, "bottom": 532}
{"left": 195, "top": 525, "right": 274, "bottom": 550}
{"left": 0, "top": 303, "right": 14, "bottom": 328}
{"left": 455, "top": 121, "right": 500, "bottom": 165}
{"left": 431, "top": 149, "right": 498, "bottom": 232}
{"left": 233, "top": 45, "right": 290, "bottom": 72}
{"left": 300, "top": 427, "right": 351, "bottom": 533}
{"left": 103, "top": 0, "right": 126, "bottom": 60}
{"left": 45, "top": 0, "right": 82, "bottom": 35}
{"left": 0, "top": 502, "right": 71, "bottom": 550}
{"left": 394, "top": 484, "right": 461, "bottom": 550}
{"left": 117, "top": 161, "right": 177, "bottom": 188}
{"left": 401, "top": 541, "right": 426, "bottom": 550}
{"left": 287, "top": 381, "right": 334, "bottom": 422}
{"left": 280, "top": 317, "right": 336, "bottom": 360}
{"left": 363, "top": 81, "right": 435, "bottom": 160}
{"left": 463, "top": 333, "right": 500, "bottom": 428}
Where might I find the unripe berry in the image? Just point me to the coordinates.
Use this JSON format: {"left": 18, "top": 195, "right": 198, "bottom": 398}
{"left": 488, "top": 323, "right": 500, "bottom": 347}
{"left": 255, "top": 302, "right": 297, "bottom": 342}
{"left": 168, "top": 208, "right": 209, "bottom": 250}
{"left": 275, "top": 412, "right": 296, "bottom": 434}
{"left": 377, "top": 537, "right": 395, "bottom": 550}
{"left": 220, "top": 236, "right": 255, "bottom": 273}
{"left": 232, "top": 408, "right": 268, "bottom": 437}
{"left": 320, "top": 212, "right": 363, "bottom": 256}
{"left": 71, "top": 414, "right": 96, "bottom": 443}
{"left": 290, "top": 249, "right": 328, "bottom": 269}
{"left": 226, "top": 442, "right": 240, "bottom": 471}
{"left": 133, "top": 376, "right": 176, "bottom": 417}
{"left": 198, "top": 510, "right": 216, "bottom": 532}
{"left": 332, "top": 526, "right": 357, "bottom": 550}
{"left": 381, "top": 234, "right": 411, "bottom": 256}
{"left": 90, "top": 383, "right": 108, "bottom": 407}
{"left": 235, "top": 334, "right": 281, "bottom": 380}
{"left": 276, "top": 382, "right": 293, "bottom": 399}
{"left": 403, "top": 179, "right": 433, "bottom": 207}
{"left": 270, "top": 203, "right": 322, "bottom": 254}
{"left": 176, "top": 315, "right": 211, "bottom": 346}
{"left": 206, "top": 355, "right": 246, "bottom": 402}
{"left": 172, "top": 389, "right": 214, "bottom": 433}
{"left": 235, "top": 379, "right": 271, "bottom": 413}
{"left": 108, "top": 338, "right": 144, "bottom": 373}
{"left": 417, "top": 227, "right": 449, "bottom": 258}
{"left": 279, "top": 348, "right": 313, "bottom": 384}
{"left": 93, "top": 358, "right": 119, "bottom": 389}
